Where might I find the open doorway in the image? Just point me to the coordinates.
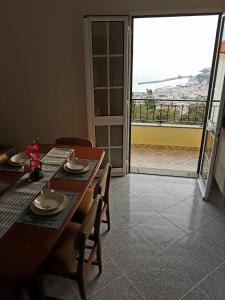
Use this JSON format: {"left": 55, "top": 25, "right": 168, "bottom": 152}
{"left": 130, "top": 14, "right": 219, "bottom": 177}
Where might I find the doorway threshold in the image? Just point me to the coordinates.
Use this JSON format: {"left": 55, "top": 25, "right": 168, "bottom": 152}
{"left": 130, "top": 166, "right": 197, "bottom": 178}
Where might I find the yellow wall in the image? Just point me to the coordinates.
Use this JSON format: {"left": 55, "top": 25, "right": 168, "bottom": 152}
{"left": 131, "top": 125, "right": 203, "bottom": 147}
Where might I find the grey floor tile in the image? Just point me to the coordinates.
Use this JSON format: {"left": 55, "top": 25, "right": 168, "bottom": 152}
{"left": 198, "top": 263, "right": 225, "bottom": 300}
{"left": 160, "top": 234, "right": 223, "bottom": 284}
{"left": 71, "top": 251, "right": 122, "bottom": 298}
{"left": 190, "top": 219, "right": 225, "bottom": 260}
{"left": 103, "top": 226, "right": 157, "bottom": 273}
{"left": 44, "top": 274, "right": 79, "bottom": 300}
{"left": 141, "top": 191, "right": 183, "bottom": 212}
{"left": 160, "top": 178, "right": 200, "bottom": 200}
{"left": 134, "top": 214, "right": 186, "bottom": 253}
{"left": 127, "top": 255, "right": 194, "bottom": 300}
{"left": 162, "top": 201, "right": 211, "bottom": 233}
{"left": 184, "top": 192, "right": 225, "bottom": 227}
{"left": 181, "top": 287, "right": 209, "bottom": 299}
{"left": 110, "top": 199, "right": 158, "bottom": 227}
{"left": 88, "top": 275, "right": 145, "bottom": 300}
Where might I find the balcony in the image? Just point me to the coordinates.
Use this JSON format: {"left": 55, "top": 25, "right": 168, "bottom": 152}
{"left": 130, "top": 99, "right": 206, "bottom": 175}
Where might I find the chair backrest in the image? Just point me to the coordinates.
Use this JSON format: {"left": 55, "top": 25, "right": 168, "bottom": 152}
{"left": 79, "top": 194, "right": 102, "bottom": 240}
{"left": 55, "top": 137, "right": 93, "bottom": 148}
{"left": 93, "top": 163, "right": 112, "bottom": 202}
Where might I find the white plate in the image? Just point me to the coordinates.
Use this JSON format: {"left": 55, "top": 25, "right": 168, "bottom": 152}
{"left": 33, "top": 191, "right": 66, "bottom": 211}
{"left": 64, "top": 163, "right": 90, "bottom": 174}
{"left": 10, "top": 152, "right": 29, "bottom": 166}
{"left": 65, "top": 158, "right": 90, "bottom": 173}
{"left": 31, "top": 192, "right": 68, "bottom": 216}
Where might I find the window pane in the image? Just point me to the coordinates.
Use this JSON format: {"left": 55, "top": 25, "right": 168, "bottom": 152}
{"left": 110, "top": 89, "right": 123, "bottom": 115}
{"left": 94, "top": 89, "right": 108, "bottom": 116}
{"left": 109, "top": 22, "right": 124, "bottom": 54}
{"left": 93, "top": 57, "right": 107, "bottom": 87}
{"left": 111, "top": 148, "right": 123, "bottom": 168}
{"left": 110, "top": 57, "right": 123, "bottom": 86}
{"left": 110, "top": 125, "right": 123, "bottom": 146}
{"left": 92, "top": 21, "right": 107, "bottom": 55}
{"left": 95, "top": 126, "right": 108, "bottom": 147}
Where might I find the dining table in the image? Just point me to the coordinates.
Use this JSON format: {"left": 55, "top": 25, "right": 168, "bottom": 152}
{"left": 0, "top": 144, "right": 105, "bottom": 299}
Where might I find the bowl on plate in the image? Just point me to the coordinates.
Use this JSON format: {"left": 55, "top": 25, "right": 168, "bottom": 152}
{"left": 10, "top": 152, "right": 29, "bottom": 166}
{"left": 64, "top": 158, "right": 90, "bottom": 173}
{"left": 31, "top": 191, "right": 68, "bottom": 215}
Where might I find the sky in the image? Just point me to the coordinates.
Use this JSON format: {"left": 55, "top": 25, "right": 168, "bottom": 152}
{"left": 132, "top": 15, "right": 219, "bottom": 92}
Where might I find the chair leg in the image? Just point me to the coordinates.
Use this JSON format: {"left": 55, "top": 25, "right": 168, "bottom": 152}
{"left": 96, "top": 237, "right": 102, "bottom": 275}
{"left": 106, "top": 203, "right": 110, "bottom": 231}
{"left": 77, "top": 276, "right": 86, "bottom": 300}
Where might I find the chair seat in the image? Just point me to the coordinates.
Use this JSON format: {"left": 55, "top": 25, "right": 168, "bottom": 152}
{"left": 45, "top": 222, "right": 81, "bottom": 274}
{"left": 72, "top": 187, "right": 94, "bottom": 223}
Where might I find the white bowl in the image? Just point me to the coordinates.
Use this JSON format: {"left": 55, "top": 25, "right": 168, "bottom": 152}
{"left": 33, "top": 191, "right": 66, "bottom": 211}
{"left": 10, "top": 152, "right": 29, "bottom": 166}
{"left": 65, "top": 158, "right": 89, "bottom": 172}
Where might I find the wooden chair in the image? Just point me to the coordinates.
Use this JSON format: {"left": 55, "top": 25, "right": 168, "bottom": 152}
{"left": 43, "top": 194, "right": 102, "bottom": 300}
{"left": 55, "top": 137, "right": 93, "bottom": 148}
{"left": 73, "top": 163, "right": 112, "bottom": 231}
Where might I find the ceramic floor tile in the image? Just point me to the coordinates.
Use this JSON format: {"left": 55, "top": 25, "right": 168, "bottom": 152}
{"left": 162, "top": 201, "right": 212, "bottom": 233}
{"left": 197, "top": 263, "right": 225, "bottom": 300}
{"left": 110, "top": 199, "right": 158, "bottom": 227}
{"left": 130, "top": 144, "right": 199, "bottom": 173}
{"left": 127, "top": 255, "right": 194, "bottom": 300}
{"left": 103, "top": 226, "right": 157, "bottom": 273}
{"left": 180, "top": 287, "right": 209, "bottom": 300}
{"left": 135, "top": 214, "right": 186, "bottom": 253}
{"left": 71, "top": 251, "right": 122, "bottom": 298}
{"left": 189, "top": 219, "right": 225, "bottom": 260}
{"left": 44, "top": 274, "right": 79, "bottom": 300}
{"left": 160, "top": 234, "right": 223, "bottom": 284}
{"left": 88, "top": 275, "right": 145, "bottom": 300}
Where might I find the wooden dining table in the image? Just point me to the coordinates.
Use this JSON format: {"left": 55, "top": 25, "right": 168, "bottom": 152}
{"left": 0, "top": 144, "right": 104, "bottom": 299}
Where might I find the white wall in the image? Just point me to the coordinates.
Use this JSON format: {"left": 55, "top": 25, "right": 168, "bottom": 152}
{"left": 0, "top": 0, "right": 224, "bottom": 149}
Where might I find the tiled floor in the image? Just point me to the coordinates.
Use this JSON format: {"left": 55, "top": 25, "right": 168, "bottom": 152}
{"left": 131, "top": 144, "right": 199, "bottom": 176}
{"left": 45, "top": 174, "right": 225, "bottom": 300}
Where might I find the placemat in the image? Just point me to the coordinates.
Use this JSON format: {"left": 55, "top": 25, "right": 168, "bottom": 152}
{"left": 54, "top": 160, "right": 98, "bottom": 181}
{"left": 17, "top": 191, "right": 80, "bottom": 229}
{"left": 0, "top": 161, "right": 24, "bottom": 172}
{"left": 0, "top": 148, "right": 73, "bottom": 239}
{"left": 0, "top": 153, "right": 46, "bottom": 173}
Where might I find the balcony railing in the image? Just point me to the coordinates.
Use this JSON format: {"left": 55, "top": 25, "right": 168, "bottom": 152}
{"left": 131, "top": 99, "right": 207, "bottom": 126}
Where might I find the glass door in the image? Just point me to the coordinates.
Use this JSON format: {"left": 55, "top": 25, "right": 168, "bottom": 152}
{"left": 84, "top": 17, "right": 129, "bottom": 175}
{"left": 198, "top": 15, "right": 225, "bottom": 199}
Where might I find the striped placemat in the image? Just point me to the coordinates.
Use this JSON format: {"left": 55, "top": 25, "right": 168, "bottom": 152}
{"left": 0, "top": 148, "right": 73, "bottom": 239}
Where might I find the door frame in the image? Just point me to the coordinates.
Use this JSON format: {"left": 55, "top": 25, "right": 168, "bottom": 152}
{"left": 84, "top": 16, "right": 130, "bottom": 176}
{"left": 198, "top": 15, "right": 225, "bottom": 199}
{"left": 128, "top": 12, "right": 222, "bottom": 177}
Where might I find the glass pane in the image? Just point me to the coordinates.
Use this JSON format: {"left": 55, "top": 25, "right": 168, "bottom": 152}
{"left": 93, "top": 57, "right": 107, "bottom": 87}
{"left": 110, "top": 89, "right": 123, "bottom": 115}
{"left": 210, "top": 20, "right": 225, "bottom": 125}
{"left": 111, "top": 148, "right": 123, "bottom": 168}
{"left": 94, "top": 89, "right": 108, "bottom": 116}
{"left": 201, "top": 131, "right": 214, "bottom": 185}
{"left": 101, "top": 148, "right": 109, "bottom": 168}
{"left": 92, "top": 21, "right": 107, "bottom": 55}
{"left": 95, "top": 126, "right": 109, "bottom": 147}
{"left": 109, "top": 22, "right": 124, "bottom": 54}
{"left": 110, "top": 125, "right": 123, "bottom": 146}
{"left": 110, "top": 57, "right": 123, "bottom": 86}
